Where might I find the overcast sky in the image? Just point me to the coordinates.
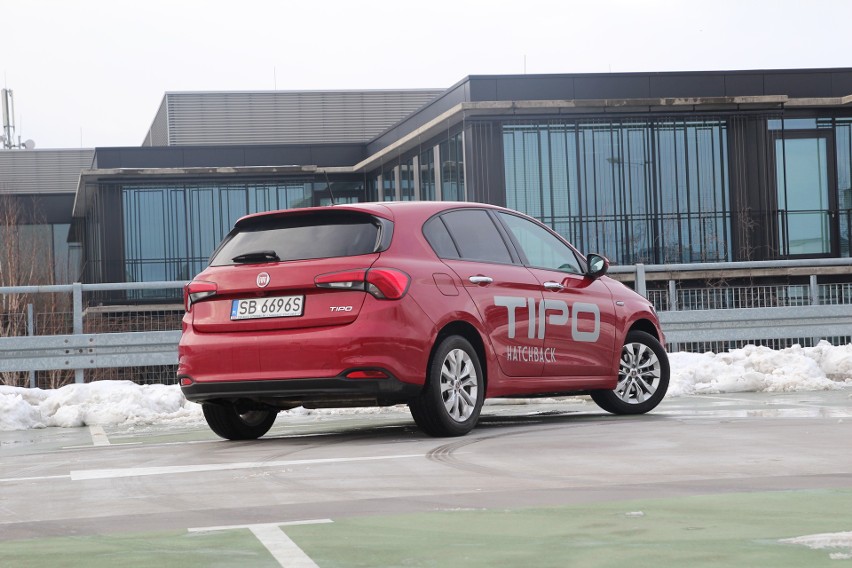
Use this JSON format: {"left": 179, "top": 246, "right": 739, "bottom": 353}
{"left": 3, "top": 0, "right": 852, "bottom": 149}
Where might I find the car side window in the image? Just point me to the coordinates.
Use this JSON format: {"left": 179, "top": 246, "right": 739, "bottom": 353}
{"left": 497, "top": 212, "right": 583, "bottom": 274}
{"left": 440, "top": 210, "right": 513, "bottom": 264}
{"left": 423, "top": 216, "right": 460, "bottom": 259}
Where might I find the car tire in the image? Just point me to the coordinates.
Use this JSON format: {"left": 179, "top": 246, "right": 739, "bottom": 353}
{"left": 409, "top": 335, "right": 485, "bottom": 437}
{"left": 202, "top": 402, "right": 278, "bottom": 440}
{"left": 590, "top": 330, "right": 670, "bottom": 415}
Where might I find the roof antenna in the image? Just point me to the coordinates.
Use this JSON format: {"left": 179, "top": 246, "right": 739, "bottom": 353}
{"left": 323, "top": 169, "right": 338, "bottom": 205}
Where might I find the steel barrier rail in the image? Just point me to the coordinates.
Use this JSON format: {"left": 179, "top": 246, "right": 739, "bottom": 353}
{"left": 608, "top": 258, "right": 852, "bottom": 300}
{"left": 1, "top": 281, "right": 186, "bottom": 384}
{"left": 0, "top": 331, "right": 181, "bottom": 373}
{"left": 2, "top": 272, "right": 852, "bottom": 385}
{"left": 608, "top": 257, "right": 852, "bottom": 275}
{"left": 659, "top": 304, "right": 852, "bottom": 349}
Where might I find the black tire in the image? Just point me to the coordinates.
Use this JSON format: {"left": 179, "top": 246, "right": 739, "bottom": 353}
{"left": 409, "top": 335, "right": 485, "bottom": 437}
{"left": 590, "top": 330, "right": 670, "bottom": 415}
{"left": 202, "top": 402, "right": 278, "bottom": 440}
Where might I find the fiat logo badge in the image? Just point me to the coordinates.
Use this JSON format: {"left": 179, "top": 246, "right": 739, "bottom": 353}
{"left": 256, "top": 272, "right": 270, "bottom": 288}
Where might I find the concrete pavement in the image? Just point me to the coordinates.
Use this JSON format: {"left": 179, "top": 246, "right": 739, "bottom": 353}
{"left": 1, "top": 391, "right": 851, "bottom": 566}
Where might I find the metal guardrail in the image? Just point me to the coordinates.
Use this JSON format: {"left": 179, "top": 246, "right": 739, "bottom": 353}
{"left": 610, "top": 258, "right": 852, "bottom": 351}
{"left": 659, "top": 304, "right": 852, "bottom": 350}
{"left": 1, "top": 281, "right": 185, "bottom": 385}
{"left": 608, "top": 257, "right": 852, "bottom": 299}
{"left": 2, "top": 260, "right": 851, "bottom": 386}
{"left": 0, "top": 331, "right": 181, "bottom": 373}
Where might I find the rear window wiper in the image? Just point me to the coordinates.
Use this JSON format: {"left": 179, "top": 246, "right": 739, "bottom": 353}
{"left": 231, "top": 250, "right": 281, "bottom": 264}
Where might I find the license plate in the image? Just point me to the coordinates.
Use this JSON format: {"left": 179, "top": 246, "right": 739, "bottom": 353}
{"left": 230, "top": 295, "right": 304, "bottom": 320}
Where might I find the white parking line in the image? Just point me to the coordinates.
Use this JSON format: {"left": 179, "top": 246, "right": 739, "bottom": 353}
{"left": 0, "top": 474, "right": 71, "bottom": 484}
{"left": 189, "top": 519, "right": 333, "bottom": 568}
{"left": 70, "top": 453, "right": 422, "bottom": 481}
{"left": 88, "top": 425, "right": 111, "bottom": 446}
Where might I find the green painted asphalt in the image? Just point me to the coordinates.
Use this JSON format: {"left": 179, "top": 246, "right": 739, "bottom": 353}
{"left": 3, "top": 489, "right": 850, "bottom": 567}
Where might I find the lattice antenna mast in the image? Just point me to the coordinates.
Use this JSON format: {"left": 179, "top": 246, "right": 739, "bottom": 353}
{"left": 1, "top": 88, "right": 14, "bottom": 149}
{"left": 1, "top": 89, "right": 35, "bottom": 150}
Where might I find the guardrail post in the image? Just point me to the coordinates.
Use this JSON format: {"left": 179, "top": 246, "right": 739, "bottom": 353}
{"left": 72, "top": 282, "right": 84, "bottom": 384}
{"left": 668, "top": 279, "right": 678, "bottom": 311}
{"left": 72, "top": 283, "right": 83, "bottom": 334}
{"left": 635, "top": 263, "right": 647, "bottom": 298}
{"left": 810, "top": 274, "right": 821, "bottom": 345}
{"left": 809, "top": 274, "right": 819, "bottom": 306}
{"left": 27, "top": 303, "right": 35, "bottom": 389}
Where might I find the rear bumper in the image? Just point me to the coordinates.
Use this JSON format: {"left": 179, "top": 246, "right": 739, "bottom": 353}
{"left": 180, "top": 373, "right": 422, "bottom": 408}
{"left": 178, "top": 295, "right": 435, "bottom": 391}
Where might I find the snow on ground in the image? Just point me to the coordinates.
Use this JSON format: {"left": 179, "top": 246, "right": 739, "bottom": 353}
{"left": 668, "top": 341, "right": 852, "bottom": 396}
{"left": 2, "top": 341, "right": 852, "bottom": 432}
{"left": 779, "top": 531, "right": 852, "bottom": 560}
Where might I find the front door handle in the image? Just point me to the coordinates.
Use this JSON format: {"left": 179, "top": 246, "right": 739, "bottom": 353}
{"left": 543, "top": 281, "right": 564, "bottom": 291}
{"left": 468, "top": 276, "right": 493, "bottom": 285}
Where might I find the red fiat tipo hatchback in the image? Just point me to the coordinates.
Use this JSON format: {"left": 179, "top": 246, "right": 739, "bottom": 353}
{"left": 179, "top": 202, "right": 669, "bottom": 439}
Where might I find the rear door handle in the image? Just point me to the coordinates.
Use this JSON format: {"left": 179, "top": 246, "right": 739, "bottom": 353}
{"left": 468, "top": 276, "right": 493, "bottom": 285}
{"left": 543, "top": 281, "right": 564, "bottom": 291}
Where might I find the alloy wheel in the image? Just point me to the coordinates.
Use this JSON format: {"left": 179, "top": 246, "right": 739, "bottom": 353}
{"left": 616, "top": 342, "right": 662, "bottom": 404}
{"left": 439, "top": 348, "right": 479, "bottom": 422}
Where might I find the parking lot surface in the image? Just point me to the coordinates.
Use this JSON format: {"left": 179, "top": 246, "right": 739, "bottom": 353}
{"left": 2, "top": 391, "right": 851, "bottom": 567}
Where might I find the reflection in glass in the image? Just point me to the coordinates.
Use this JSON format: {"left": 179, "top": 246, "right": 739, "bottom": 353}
{"left": 440, "top": 132, "right": 465, "bottom": 201}
{"left": 420, "top": 148, "right": 436, "bottom": 200}
{"left": 400, "top": 158, "right": 415, "bottom": 201}
{"left": 382, "top": 165, "right": 397, "bottom": 201}
{"left": 775, "top": 137, "right": 831, "bottom": 255}
{"left": 503, "top": 119, "right": 730, "bottom": 265}
{"left": 121, "top": 180, "right": 341, "bottom": 283}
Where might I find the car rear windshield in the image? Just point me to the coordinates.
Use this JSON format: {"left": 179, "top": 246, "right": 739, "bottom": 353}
{"left": 210, "top": 212, "right": 383, "bottom": 266}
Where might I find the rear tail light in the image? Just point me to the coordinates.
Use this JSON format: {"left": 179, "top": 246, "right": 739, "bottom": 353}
{"left": 315, "top": 268, "right": 410, "bottom": 300}
{"left": 184, "top": 280, "right": 218, "bottom": 311}
{"left": 365, "top": 269, "right": 410, "bottom": 300}
{"left": 315, "top": 269, "right": 368, "bottom": 290}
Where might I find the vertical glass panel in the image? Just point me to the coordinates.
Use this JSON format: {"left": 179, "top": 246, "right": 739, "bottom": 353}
{"left": 503, "top": 119, "right": 730, "bottom": 264}
{"left": 188, "top": 186, "right": 220, "bottom": 267}
{"left": 835, "top": 119, "right": 852, "bottom": 256}
{"left": 382, "top": 165, "right": 397, "bottom": 201}
{"left": 121, "top": 179, "right": 329, "bottom": 285}
{"left": 167, "top": 188, "right": 189, "bottom": 279}
{"left": 419, "top": 148, "right": 436, "bottom": 201}
{"left": 400, "top": 158, "right": 415, "bottom": 201}
{"left": 366, "top": 172, "right": 380, "bottom": 202}
{"left": 440, "top": 132, "right": 465, "bottom": 201}
{"left": 220, "top": 186, "right": 248, "bottom": 237}
{"left": 126, "top": 188, "right": 168, "bottom": 282}
{"left": 776, "top": 137, "right": 831, "bottom": 255}
{"left": 284, "top": 181, "right": 312, "bottom": 209}
{"left": 250, "top": 183, "right": 273, "bottom": 212}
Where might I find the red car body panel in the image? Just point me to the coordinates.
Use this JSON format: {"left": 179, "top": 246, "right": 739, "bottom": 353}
{"left": 178, "top": 201, "right": 665, "bottom": 408}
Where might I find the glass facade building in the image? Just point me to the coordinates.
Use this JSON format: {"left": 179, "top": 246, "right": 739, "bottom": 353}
{"left": 503, "top": 119, "right": 729, "bottom": 264}
{"left": 82, "top": 177, "right": 364, "bottom": 284}
{"left": 70, "top": 69, "right": 852, "bottom": 291}
{"left": 122, "top": 180, "right": 314, "bottom": 282}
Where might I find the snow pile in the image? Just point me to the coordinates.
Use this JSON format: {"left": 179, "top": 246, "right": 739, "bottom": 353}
{"left": 0, "top": 381, "right": 201, "bottom": 431}
{"left": 668, "top": 341, "right": 852, "bottom": 396}
{"left": 780, "top": 531, "right": 852, "bottom": 560}
{"left": 1, "top": 341, "right": 851, "bottom": 432}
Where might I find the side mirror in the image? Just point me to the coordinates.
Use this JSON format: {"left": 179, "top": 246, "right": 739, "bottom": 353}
{"left": 586, "top": 253, "right": 609, "bottom": 280}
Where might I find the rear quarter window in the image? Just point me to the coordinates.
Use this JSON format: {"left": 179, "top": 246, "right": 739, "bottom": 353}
{"left": 210, "top": 212, "right": 383, "bottom": 266}
{"left": 439, "top": 209, "right": 513, "bottom": 264}
{"left": 423, "top": 217, "right": 460, "bottom": 259}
